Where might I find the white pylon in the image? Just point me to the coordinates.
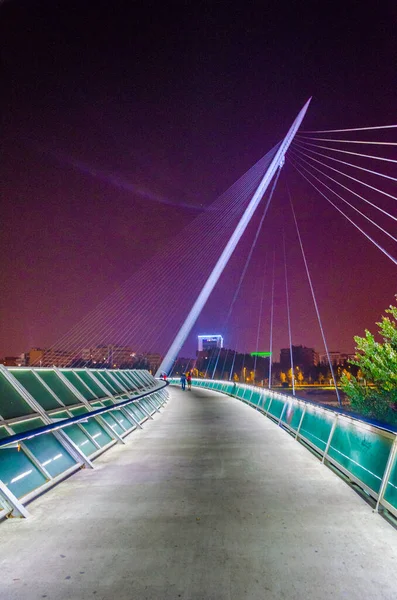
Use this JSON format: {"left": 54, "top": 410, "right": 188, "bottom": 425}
{"left": 156, "top": 98, "right": 311, "bottom": 377}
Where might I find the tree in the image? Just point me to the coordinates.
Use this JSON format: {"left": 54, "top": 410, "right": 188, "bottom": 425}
{"left": 341, "top": 302, "right": 397, "bottom": 423}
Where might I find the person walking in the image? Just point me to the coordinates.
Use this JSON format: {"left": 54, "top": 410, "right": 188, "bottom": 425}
{"left": 186, "top": 371, "right": 192, "bottom": 390}
{"left": 180, "top": 372, "right": 187, "bottom": 391}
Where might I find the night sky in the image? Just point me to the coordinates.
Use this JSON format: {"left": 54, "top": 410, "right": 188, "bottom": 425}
{"left": 1, "top": 1, "right": 396, "bottom": 360}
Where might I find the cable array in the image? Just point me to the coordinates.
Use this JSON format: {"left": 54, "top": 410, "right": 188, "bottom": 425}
{"left": 34, "top": 144, "right": 280, "bottom": 364}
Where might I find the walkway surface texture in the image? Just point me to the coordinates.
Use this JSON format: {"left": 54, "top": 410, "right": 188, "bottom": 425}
{"left": 1, "top": 387, "right": 397, "bottom": 600}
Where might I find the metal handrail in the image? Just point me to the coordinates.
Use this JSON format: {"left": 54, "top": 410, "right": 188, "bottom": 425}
{"left": 0, "top": 380, "right": 168, "bottom": 449}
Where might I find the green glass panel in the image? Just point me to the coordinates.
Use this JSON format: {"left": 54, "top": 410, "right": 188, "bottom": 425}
{"left": 267, "top": 397, "right": 285, "bottom": 419}
{"left": 143, "top": 399, "right": 155, "bottom": 413}
{"left": 63, "top": 425, "right": 97, "bottom": 456}
{"left": 112, "top": 409, "right": 133, "bottom": 430}
{"left": 131, "top": 371, "right": 146, "bottom": 390}
{"left": 100, "top": 413, "right": 124, "bottom": 436}
{"left": 81, "top": 419, "right": 112, "bottom": 447}
{"left": 10, "top": 418, "right": 77, "bottom": 477}
{"left": 236, "top": 386, "right": 244, "bottom": 398}
{"left": 10, "top": 369, "right": 62, "bottom": 411}
{"left": 0, "top": 426, "right": 9, "bottom": 440}
{"left": 36, "top": 371, "right": 80, "bottom": 406}
{"left": 75, "top": 371, "right": 106, "bottom": 398}
{"left": 131, "top": 405, "right": 145, "bottom": 421}
{"left": 126, "top": 372, "right": 141, "bottom": 390}
{"left": 384, "top": 452, "right": 397, "bottom": 510}
{"left": 0, "top": 373, "right": 35, "bottom": 419}
{"left": 250, "top": 391, "right": 261, "bottom": 406}
{"left": 242, "top": 388, "right": 252, "bottom": 400}
{"left": 299, "top": 408, "right": 333, "bottom": 451}
{"left": 328, "top": 422, "right": 392, "bottom": 494}
{"left": 69, "top": 406, "right": 89, "bottom": 416}
{"left": 118, "top": 372, "right": 137, "bottom": 391}
{"left": 281, "top": 402, "right": 304, "bottom": 432}
{"left": 61, "top": 371, "right": 97, "bottom": 401}
{"left": 102, "top": 399, "right": 114, "bottom": 407}
{"left": 122, "top": 404, "right": 138, "bottom": 422}
{"left": 11, "top": 418, "right": 45, "bottom": 434}
{"left": 103, "top": 372, "right": 124, "bottom": 393}
{"left": 132, "top": 372, "right": 146, "bottom": 388}
{"left": 25, "top": 435, "right": 76, "bottom": 477}
{"left": 95, "top": 372, "right": 119, "bottom": 394}
{"left": 112, "top": 371, "right": 129, "bottom": 390}
{"left": 0, "top": 448, "right": 47, "bottom": 498}
{"left": 91, "top": 401, "right": 103, "bottom": 409}
{"left": 51, "top": 410, "right": 70, "bottom": 421}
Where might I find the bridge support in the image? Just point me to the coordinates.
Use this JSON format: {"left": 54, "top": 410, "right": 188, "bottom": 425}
{"left": 157, "top": 98, "right": 311, "bottom": 376}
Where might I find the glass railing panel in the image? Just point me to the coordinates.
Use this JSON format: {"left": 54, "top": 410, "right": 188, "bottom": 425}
{"left": 0, "top": 426, "right": 9, "bottom": 440}
{"left": 267, "top": 397, "right": 285, "bottom": 419}
{"left": 94, "top": 371, "right": 119, "bottom": 394}
{"left": 0, "top": 372, "right": 35, "bottom": 419}
{"left": 69, "top": 406, "right": 89, "bottom": 416}
{"left": 62, "top": 424, "right": 97, "bottom": 456}
{"left": 75, "top": 371, "right": 106, "bottom": 398}
{"left": 100, "top": 413, "right": 124, "bottom": 436}
{"left": 299, "top": 408, "right": 334, "bottom": 452}
{"left": 81, "top": 420, "right": 112, "bottom": 447}
{"left": 249, "top": 391, "right": 262, "bottom": 406}
{"left": 327, "top": 421, "right": 393, "bottom": 494}
{"left": 10, "top": 369, "right": 62, "bottom": 411}
{"left": 61, "top": 371, "right": 97, "bottom": 401}
{"left": 281, "top": 401, "right": 304, "bottom": 432}
{"left": 130, "top": 405, "right": 146, "bottom": 421}
{"left": 0, "top": 446, "right": 47, "bottom": 498}
{"left": 111, "top": 409, "right": 133, "bottom": 430}
{"left": 37, "top": 371, "right": 80, "bottom": 407}
{"left": 103, "top": 370, "right": 126, "bottom": 392}
{"left": 11, "top": 419, "right": 77, "bottom": 478}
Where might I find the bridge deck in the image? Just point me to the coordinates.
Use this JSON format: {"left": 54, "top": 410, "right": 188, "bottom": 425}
{"left": 1, "top": 386, "right": 396, "bottom": 600}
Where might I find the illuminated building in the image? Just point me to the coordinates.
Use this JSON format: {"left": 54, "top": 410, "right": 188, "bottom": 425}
{"left": 197, "top": 335, "right": 223, "bottom": 352}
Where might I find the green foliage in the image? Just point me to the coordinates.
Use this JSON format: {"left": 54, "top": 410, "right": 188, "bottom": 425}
{"left": 341, "top": 302, "right": 397, "bottom": 423}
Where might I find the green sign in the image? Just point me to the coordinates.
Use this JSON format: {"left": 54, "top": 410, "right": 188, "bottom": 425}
{"left": 250, "top": 352, "right": 272, "bottom": 357}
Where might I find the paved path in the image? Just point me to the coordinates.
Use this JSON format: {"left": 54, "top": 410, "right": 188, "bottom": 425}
{"left": 0, "top": 386, "right": 396, "bottom": 600}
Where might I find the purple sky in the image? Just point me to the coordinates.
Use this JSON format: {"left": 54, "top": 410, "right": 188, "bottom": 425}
{"left": 1, "top": 1, "right": 396, "bottom": 360}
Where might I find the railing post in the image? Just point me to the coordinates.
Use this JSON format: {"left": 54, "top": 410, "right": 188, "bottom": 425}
{"left": 375, "top": 435, "right": 397, "bottom": 513}
{"left": 322, "top": 414, "right": 338, "bottom": 464}
{"left": 0, "top": 480, "right": 30, "bottom": 519}
{"left": 278, "top": 399, "right": 288, "bottom": 425}
{"left": 295, "top": 405, "right": 307, "bottom": 439}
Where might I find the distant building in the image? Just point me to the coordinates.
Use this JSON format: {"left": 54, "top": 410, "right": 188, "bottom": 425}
{"left": 28, "top": 347, "right": 45, "bottom": 366}
{"left": 1, "top": 356, "right": 19, "bottom": 366}
{"left": 83, "top": 345, "right": 135, "bottom": 367}
{"left": 198, "top": 335, "right": 223, "bottom": 352}
{"left": 27, "top": 347, "right": 79, "bottom": 367}
{"left": 318, "top": 351, "right": 355, "bottom": 366}
{"left": 280, "top": 345, "right": 319, "bottom": 373}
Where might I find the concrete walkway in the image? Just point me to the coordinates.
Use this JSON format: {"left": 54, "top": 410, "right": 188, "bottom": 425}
{"left": 0, "top": 387, "right": 396, "bottom": 600}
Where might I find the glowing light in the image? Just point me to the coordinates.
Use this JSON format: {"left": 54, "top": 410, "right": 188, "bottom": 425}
{"left": 10, "top": 469, "right": 33, "bottom": 484}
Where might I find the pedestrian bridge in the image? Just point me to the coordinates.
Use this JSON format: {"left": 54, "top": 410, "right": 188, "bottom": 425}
{"left": 0, "top": 371, "right": 397, "bottom": 599}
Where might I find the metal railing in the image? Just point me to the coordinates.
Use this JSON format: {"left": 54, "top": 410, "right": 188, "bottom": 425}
{"left": 0, "top": 368, "right": 168, "bottom": 520}
{"left": 170, "top": 378, "right": 397, "bottom": 520}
